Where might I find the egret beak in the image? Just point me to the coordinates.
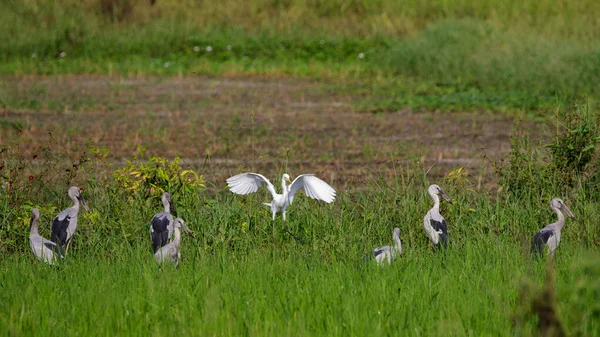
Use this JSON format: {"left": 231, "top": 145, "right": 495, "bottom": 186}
{"left": 183, "top": 223, "right": 195, "bottom": 238}
{"left": 286, "top": 177, "right": 292, "bottom": 184}
{"left": 562, "top": 204, "right": 575, "bottom": 220}
{"left": 78, "top": 195, "right": 90, "bottom": 212}
{"left": 440, "top": 190, "right": 452, "bottom": 202}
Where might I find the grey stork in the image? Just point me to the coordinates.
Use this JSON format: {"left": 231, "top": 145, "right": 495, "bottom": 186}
{"left": 373, "top": 227, "right": 402, "bottom": 265}
{"left": 150, "top": 192, "right": 193, "bottom": 254}
{"left": 531, "top": 198, "right": 575, "bottom": 256}
{"left": 423, "top": 184, "right": 451, "bottom": 249}
{"left": 50, "top": 186, "right": 89, "bottom": 254}
{"left": 30, "top": 208, "right": 63, "bottom": 264}
{"left": 154, "top": 218, "right": 187, "bottom": 268}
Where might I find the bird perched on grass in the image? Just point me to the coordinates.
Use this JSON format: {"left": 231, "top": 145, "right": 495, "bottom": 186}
{"left": 154, "top": 218, "right": 187, "bottom": 268}
{"left": 50, "top": 186, "right": 89, "bottom": 254}
{"left": 423, "top": 184, "right": 451, "bottom": 249}
{"left": 531, "top": 198, "right": 575, "bottom": 256}
{"left": 373, "top": 227, "right": 402, "bottom": 265}
{"left": 150, "top": 192, "right": 194, "bottom": 254}
{"left": 226, "top": 172, "right": 336, "bottom": 240}
{"left": 30, "top": 208, "right": 63, "bottom": 264}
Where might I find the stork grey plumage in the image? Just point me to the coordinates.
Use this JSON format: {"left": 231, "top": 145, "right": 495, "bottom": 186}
{"left": 154, "top": 218, "right": 187, "bottom": 268}
{"left": 531, "top": 198, "right": 575, "bottom": 256}
{"left": 30, "top": 208, "right": 63, "bottom": 264}
{"left": 373, "top": 227, "right": 402, "bottom": 265}
{"left": 150, "top": 192, "right": 193, "bottom": 253}
{"left": 423, "top": 184, "right": 451, "bottom": 249}
{"left": 50, "top": 186, "right": 89, "bottom": 254}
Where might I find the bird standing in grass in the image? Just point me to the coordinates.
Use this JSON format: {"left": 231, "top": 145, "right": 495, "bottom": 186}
{"left": 154, "top": 218, "right": 187, "bottom": 268}
{"left": 373, "top": 227, "right": 402, "bottom": 265}
{"left": 531, "top": 198, "right": 575, "bottom": 256}
{"left": 226, "top": 172, "right": 336, "bottom": 238}
{"left": 50, "top": 186, "right": 89, "bottom": 255}
{"left": 423, "top": 184, "right": 452, "bottom": 249}
{"left": 150, "top": 192, "right": 193, "bottom": 253}
{"left": 30, "top": 208, "right": 63, "bottom": 264}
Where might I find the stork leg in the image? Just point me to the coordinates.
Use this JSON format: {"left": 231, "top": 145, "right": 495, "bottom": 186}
{"left": 65, "top": 240, "right": 72, "bottom": 255}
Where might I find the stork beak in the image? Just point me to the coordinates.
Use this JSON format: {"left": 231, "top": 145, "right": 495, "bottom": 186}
{"left": 562, "top": 204, "right": 575, "bottom": 220}
{"left": 183, "top": 223, "right": 195, "bottom": 238}
{"left": 440, "top": 190, "right": 452, "bottom": 202}
{"left": 78, "top": 195, "right": 90, "bottom": 212}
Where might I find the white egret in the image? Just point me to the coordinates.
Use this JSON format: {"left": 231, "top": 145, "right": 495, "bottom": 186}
{"left": 226, "top": 172, "right": 336, "bottom": 238}
{"left": 50, "top": 186, "right": 89, "bottom": 254}
{"left": 423, "top": 184, "right": 451, "bottom": 249}
{"left": 531, "top": 198, "right": 575, "bottom": 256}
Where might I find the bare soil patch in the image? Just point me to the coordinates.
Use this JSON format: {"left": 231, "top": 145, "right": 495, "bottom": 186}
{"left": 0, "top": 75, "right": 540, "bottom": 189}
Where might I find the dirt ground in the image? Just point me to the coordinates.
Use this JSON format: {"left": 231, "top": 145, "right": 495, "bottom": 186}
{"left": 0, "top": 75, "right": 540, "bottom": 190}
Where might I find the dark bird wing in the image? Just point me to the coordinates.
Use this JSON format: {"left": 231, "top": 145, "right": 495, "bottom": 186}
{"left": 373, "top": 246, "right": 389, "bottom": 258}
{"left": 531, "top": 229, "right": 554, "bottom": 256}
{"left": 150, "top": 213, "right": 172, "bottom": 253}
{"left": 430, "top": 218, "right": 448, "bottom": 248}
{"left": 44, "top": 240, "right": 64, "bottom": 257}
{"left": 51, "top": 215, "right": 72, "bottom": 246}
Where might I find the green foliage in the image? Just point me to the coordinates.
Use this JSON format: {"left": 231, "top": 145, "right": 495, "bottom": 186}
{"left": 113, "top": 146, "right": 206, "bottom": 199}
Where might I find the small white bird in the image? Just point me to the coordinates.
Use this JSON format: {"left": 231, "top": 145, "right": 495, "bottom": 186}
{"left": 226, "top": 172, "right": 336, "bottom": 221}
{"left": 373, "top": 227, "right": 402, "bottom": 265}
{"left": 423, "top": 184, "right": 451, "bottom": 249}
{"left": 150, "top": 192, "right": 193, "bottom": 253}
{"left": 50, "top": 186, "right": 89, "bottom": 254}
{"left": 531, "top": 198, "right": 575, "bottom": 256}
{"left": 154, "top": 218, "right": 187, "bottom": 268}
{"left": 29, "top": 208, "right": 63, "bottom": 265}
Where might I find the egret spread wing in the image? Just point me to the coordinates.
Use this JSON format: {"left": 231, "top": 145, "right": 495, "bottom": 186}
{"left": 227, "top": 173, "right": 277, "bottom": 198}
{"left": 288, "top": 174, "right": 336, "bottom": 204}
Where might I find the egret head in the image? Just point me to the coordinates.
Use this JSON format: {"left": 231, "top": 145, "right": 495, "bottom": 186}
{"left": 551, "top": 198, "right": 575, "bottom": 219}
{"left": 428, "top": 184, "right": 451, "bottom": 202}
{"left": 283, "top": 173, "right": 292, "bottom": 184}
{"left": 69, "top": 186, "right": 89, "bottom": 212}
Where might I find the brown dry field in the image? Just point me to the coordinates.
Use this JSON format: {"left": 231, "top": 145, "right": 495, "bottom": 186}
{"left": 0, "top": 75, "right": 541, "bottom": 190}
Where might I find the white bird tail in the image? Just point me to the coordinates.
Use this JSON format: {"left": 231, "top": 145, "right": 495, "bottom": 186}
{"left": 263, "top": 203, "right": 271, "bottom": 207}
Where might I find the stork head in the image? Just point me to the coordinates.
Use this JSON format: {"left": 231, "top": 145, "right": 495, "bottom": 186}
{"left": 551, "top": 198, "right": 575, "bottom": 219}
{"left": 68, "top": 186, "right": 89, "bottom": 212}
{"left": 428, "top": 184, "right": 451, "bottom": 202}
{"left": 31, "top": 207, "right": 40, "bottom": 223}
{"left": 174, "top": 218, "right": 195, "bottom": 237}
{"left": 393, "top": 227, "right": 400, "bottom": 237}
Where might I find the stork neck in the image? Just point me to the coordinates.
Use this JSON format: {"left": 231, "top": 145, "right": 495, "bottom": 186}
{"left": 163, "top": 199, "right": 170, "bottom": 213}
{"left": 173, "top": 228, "right": 181, "bottom": 247}
{"left": 430, "top": 193, "right": 441, "bottom": 210}
{"left": 393, "top": 234, "right": 402, "bottom": 254}
{"left": 30, "top": 218, "right": 39, "bottom": 236}
{"left": 553, "top": 206, "right": 566, "bottom": 230}
{"left": 70, "top": 195, "right": 80, "bottom": 210}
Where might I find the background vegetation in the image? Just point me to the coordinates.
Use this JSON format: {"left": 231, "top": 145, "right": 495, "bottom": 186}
{"left": 2, "top": 0, "right": 600, "bottom": 111}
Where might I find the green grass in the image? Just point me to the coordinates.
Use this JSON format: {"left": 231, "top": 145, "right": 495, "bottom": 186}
{"left": 1, "top": 168, "right": 600, "bottom": 336}
{"left": 2, "top": 0, "right": 600, "bottom": 112}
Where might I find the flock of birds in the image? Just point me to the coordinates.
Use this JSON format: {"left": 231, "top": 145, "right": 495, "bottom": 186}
{"left": 29, "top": 173, "right": 575, "bottom": 267}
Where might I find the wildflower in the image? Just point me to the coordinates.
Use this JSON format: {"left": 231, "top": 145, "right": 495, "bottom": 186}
{"left": 59, "top": 51, "right": 66, "bottom": 58}
{"left": 33, "top": 155, "right": 38, "bottom": 159}
{"left": 358, "top": 53, "right": 365, "bottom": 59}
{"left": 193, "top": 46, "right": 200, "bottom": 52}
{"left": 29, "top": 175, "right": 34, "bottom": 181}
{"left": 31, "top": 53, "right": 36, "bottom": 59}
{"left": 205, "top": 46, "right": 213, "bottom": 52}
{"left": 163, "top": 62, "right": 170, "bottom": 68}
{"left": 320, "top": 40, "right": 325, "bottom": 45}
{"left": 226, "top": 45, "right": 232, "bottom": 51}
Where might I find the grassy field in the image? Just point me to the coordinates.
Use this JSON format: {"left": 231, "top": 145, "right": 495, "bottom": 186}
{"left": 2, "top": 1, "right": 600, "bottom": 336}
{"left": 2, "top": 0, "right": 600, "bottom": 112}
